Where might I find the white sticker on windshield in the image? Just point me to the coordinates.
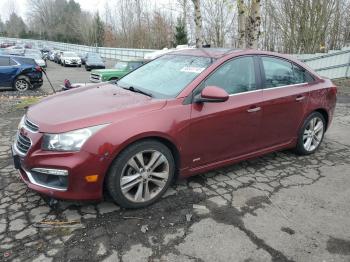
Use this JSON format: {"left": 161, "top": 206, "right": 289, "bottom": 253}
{"left": 180, "top": 67, "right": 206, "bottom": 73}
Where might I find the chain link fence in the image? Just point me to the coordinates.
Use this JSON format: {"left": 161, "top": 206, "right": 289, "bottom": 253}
{"left": 0, "top": 37, "right": 158, "bottom": 61}
{"left": 1, "top": 37, "right": 349, "bottom": 79}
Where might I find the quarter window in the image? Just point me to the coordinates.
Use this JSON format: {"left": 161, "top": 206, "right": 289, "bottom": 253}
{"left": 0, "top": 57, "right": 9, "bottom": 66}
{"left": 204, "top": 57, "right": 257, "bottom": 95}
{"left": 261, "top": 56, "right": 312, "bottom": 88}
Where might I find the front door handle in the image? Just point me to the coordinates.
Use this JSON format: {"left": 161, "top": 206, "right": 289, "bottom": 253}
{"left": 247, "top": 106, "right": 261, "bottom": 113}
{"left": 296, "top": 96, "right": 305, "bottom": 101}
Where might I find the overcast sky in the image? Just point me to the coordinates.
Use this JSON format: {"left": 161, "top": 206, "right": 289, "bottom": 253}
{"left": 0, "top": 0, "right": 177, "bottom": 22}
{"left": 0, "top": 0, "right": 109, "bottom": 21}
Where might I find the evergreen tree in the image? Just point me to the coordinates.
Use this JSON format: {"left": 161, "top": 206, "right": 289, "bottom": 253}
{"left": 92, "top": 12, "right": 105, "bottom": 46}
{"left": 174, "top": 17, "right": 188, "bottom": 46}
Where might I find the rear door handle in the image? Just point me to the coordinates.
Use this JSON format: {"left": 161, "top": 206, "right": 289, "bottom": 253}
{"left": 296, "top": 96, "right": 305, "bottom": 101}
{"left": 247, "top": 106, "right": 261, "bottom": 113}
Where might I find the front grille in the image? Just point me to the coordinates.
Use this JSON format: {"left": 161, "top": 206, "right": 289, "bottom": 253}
{"left": 16, "top": 132, "right": 31, "bottom": 155}
{"left": 90, "top": 74, "right": 101, "bottom": 82}
{"left": 24, "top": 118, "right": 39, "bottom": 132}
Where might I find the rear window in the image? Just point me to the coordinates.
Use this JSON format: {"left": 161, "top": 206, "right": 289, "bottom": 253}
{"left": 13, "top": 57, "right": 37, "bottom": 66}
{"left": 0, "top": 56, "right": 9, "bottom": 66}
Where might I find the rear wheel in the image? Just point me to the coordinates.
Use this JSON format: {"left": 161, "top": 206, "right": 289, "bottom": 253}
{"left": 106, "top": 140, "right": 175, "bottom": 208}
{"left": 295, "top": 112, "right": 326, "bottom": 155}
{"left": 14, "top": 76, "right": 30, "bottom": 92}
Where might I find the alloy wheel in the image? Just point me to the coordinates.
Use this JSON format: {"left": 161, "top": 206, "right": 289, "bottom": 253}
{"left": 15, "top": 79, "right": 29, "bottom": 91}
{"left": 120, "top": 150, "right": 170, "bottom": 203}
{"left": 303, "top": 116, "right": 324, "bottom": 152}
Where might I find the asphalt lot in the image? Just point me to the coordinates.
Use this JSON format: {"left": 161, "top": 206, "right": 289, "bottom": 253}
{"left": 41, "top": 60, "right": 117, "bottom": 93}
{"left": 0, "top": 78, "right": 349, "bottom": 261}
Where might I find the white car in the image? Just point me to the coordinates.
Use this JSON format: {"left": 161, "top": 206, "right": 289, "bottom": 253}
{"left": 60, "top": 51, "right": 82, "bottom": 67}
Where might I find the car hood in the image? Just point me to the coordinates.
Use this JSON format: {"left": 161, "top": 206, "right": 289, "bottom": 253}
{"left": 27, "top": 84, "right": 166, "bottom": 133}
{"left": 87, "top": 62, "right": 104, "bottom": 66}
{"left": 92, "top": 69, "right": 123, "bottom": 74}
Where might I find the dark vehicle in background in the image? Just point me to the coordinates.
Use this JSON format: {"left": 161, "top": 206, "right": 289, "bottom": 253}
{"left": 54, "top": 51, "right": 63, "bottom": 64}
{"left": 0, "top": 42, "right": 15, "bottom": 48}
{"left": 90, "top": 60, "right": 145, "bottom": 82}
{"left": 0, "top": 55, "right": 43, "bottom": 91}
{"left": 40, "top": 47, "right": 51, "bottom": 57}
{"left": 78, "top": 52, "right": 88, "bottom": 64}
{"left": 85, "top": 54, "right": 105, "bottom": 71}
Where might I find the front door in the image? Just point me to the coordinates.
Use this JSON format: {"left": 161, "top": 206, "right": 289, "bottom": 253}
{"left": 189, "top": 56, "right": 263, "bottom": 168}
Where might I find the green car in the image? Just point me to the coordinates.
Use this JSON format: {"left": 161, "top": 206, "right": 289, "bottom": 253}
{"left": 90, "top": 60, "right": 145, "bottom": 83}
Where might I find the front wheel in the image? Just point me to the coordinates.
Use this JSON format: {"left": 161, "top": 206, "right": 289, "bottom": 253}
{"left": 106, "top": 140, "right": 175, "bottom": 208}
{"left": 295, "top": 112, "right": 326, "bottom": 155}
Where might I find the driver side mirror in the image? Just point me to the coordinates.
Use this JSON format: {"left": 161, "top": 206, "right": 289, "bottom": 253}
{"left": 194, "top": 86, "right": 229, "bottom": 103}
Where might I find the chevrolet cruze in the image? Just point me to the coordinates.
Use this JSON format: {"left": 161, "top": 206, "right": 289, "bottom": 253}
{"left": 12, "top": 49, "right": 337, "bottom": 208}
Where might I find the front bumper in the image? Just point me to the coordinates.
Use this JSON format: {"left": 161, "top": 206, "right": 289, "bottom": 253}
{"left": 30, "top": 79, "right": 43, "bottom": 88}
{"left": 12, "top": 130, "right": 109, "bottom": 201}
{"left": 65, "top": 60, "right": 81, "bottom": 66}
{"left": 90, "top": 74, "right": 102, "bottom": 83}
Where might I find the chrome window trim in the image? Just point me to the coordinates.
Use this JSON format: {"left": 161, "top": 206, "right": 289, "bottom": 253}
{"left": 261, "top": 82, "right": 308, "bottom": 91}
{"left": 227, "top": 82, "right": 307, "bottom": 97}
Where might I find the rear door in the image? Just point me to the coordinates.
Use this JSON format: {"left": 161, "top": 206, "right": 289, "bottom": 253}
{"left": 0, "top": 57, "right": 18, "bottom": 87}
{"left": 258, "top": 56, "right": 312, "bottom": 148}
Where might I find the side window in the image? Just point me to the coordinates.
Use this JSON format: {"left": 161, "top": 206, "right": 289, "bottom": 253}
{"left": 9, "top": 58, "right": 17, "bottom": 66}
{"left": 261, "top": 56, "right": 309, "bottom": 88}
{"left": 0, "top": 57, "right": 9, "bottom": 66}
{"left": 204, "top": 57, "right": 257, "bottom": 95}
{"left": 293, "top": 64, "right": 315, "bottom": 83}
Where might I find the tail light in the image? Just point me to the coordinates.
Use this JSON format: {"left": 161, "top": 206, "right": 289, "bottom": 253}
{"left": 35, "top": 66, "right": 42, "bottom": 72}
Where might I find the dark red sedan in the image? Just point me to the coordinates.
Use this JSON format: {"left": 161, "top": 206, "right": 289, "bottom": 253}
{"left": 13, "top": 49, "right": 337, "bottom": 208}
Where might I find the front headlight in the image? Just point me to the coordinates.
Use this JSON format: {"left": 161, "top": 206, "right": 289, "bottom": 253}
{"left": 42, "top": 124, "right": 108, "bottom": 152}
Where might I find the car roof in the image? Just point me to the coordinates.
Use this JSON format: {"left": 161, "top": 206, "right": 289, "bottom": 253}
{"left": 169, "top": 48, "right": 242, "bottom": 59}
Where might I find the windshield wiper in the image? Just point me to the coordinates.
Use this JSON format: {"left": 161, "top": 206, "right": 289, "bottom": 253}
{"left": 121, "top": 86, "right": 153, "bottom": 98}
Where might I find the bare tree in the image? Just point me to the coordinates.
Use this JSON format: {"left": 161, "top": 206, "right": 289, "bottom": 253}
{"left": 237, "top": 0, "right": 262, "bottom": 48}
{"left": 192, "top": 0, "right": 203, "bottom": 47}
{"left": 202, "top": 0, "right": 235, "bottom": 47}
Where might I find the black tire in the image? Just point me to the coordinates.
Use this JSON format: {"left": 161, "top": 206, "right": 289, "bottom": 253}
{"left": 106, "top": 140, "right": 175, "bottom": 209}
{"left": 13, "top": 76, "right": 30, "bottom": 91}
{"left": 295, "top": 111, "right": 326, "bottom": 155}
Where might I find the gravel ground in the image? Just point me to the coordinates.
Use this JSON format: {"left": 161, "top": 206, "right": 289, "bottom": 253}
{"left": 0, "top": 79, "right": 349, "bottom": 262}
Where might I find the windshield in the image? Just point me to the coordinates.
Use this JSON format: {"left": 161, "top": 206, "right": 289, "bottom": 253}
{"left": 88, "top": 56, "right": 103, "bottom": 62}
{"left": 64, "top": 52, "right": 77, "bottom": 57}
{"left": 114, "top": 62, "right": 128, "bottom": 70}
{"left": 117, "top": 54, "right": 213, "bottom": 98}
